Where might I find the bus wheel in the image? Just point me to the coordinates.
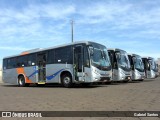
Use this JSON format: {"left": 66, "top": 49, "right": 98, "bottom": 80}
{"left": 61, "top": 73, "right": 73, "bottom": 88}
{"left": 18, "top": 76, "right": 29, "bottom": 87}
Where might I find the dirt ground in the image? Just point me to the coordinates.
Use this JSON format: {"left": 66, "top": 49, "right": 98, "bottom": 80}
{"left": 0, "top": 77, "right": 160, "bottom": 120}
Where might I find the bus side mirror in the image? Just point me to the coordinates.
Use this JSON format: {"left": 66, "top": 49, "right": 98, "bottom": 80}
{"left": 89, "top": 46, "right": 94, "bottom": 56}
{"left": 116, "top": 53, "right": 120, "bottom": 60}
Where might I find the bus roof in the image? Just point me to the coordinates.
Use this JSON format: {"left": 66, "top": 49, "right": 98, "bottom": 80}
{"left": 142, "top": 56, "right": 154, "bottom": 60}
{"left": 3, "top": 41, "right": 104, "bottom": 59}
{"left": 128, "top": 53, "right": 141, "bottom": 58}
{"left": 108, "top": 48, "right": 127, "bottom": 53}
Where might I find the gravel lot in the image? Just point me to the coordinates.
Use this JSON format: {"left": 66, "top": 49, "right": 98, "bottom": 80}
{"left": 0, "top": 77, "right": 160, "bottom": 120}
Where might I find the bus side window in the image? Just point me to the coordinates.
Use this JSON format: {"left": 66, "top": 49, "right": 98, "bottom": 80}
{"left": 47, "top": 50, "right": 55, "bottom": 64}
{"left": 7, "top": 59, "right": 11, "bottom": 69}
{"left": 55, "top": 46, "right": 73, "bottom": 64}
{"left": 3, "top": 59, "right": 7, "bottom": 70}
{"left": 28, "top": 54, "right": 36, "bottom": 66}
{"left": 17, "top": 56, "right": 28, "bottom": 67}
{"left": 7, "top": 57, "right": 17, "bottom": 69}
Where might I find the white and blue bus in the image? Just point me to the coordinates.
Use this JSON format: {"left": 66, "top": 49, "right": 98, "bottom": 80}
{"left": 128, "top": 54, "right": 145, "bottom": 81}
{"left": 108, "top": 48, "right": 131, "bottom": 82}
{"left": 142, "top": 57, "right": 157, "bottom": 79}
{"left": 2, "top": 41, "right": 112, "bottom": 87}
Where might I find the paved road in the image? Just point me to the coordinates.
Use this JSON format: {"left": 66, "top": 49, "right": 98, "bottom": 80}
{"left": 0, "top": 78, "right": 160, "bottom": 120}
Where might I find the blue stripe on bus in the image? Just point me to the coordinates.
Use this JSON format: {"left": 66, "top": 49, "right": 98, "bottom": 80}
{"left": 27, "top": 68, "right": 64, "bottom": 80}
{"left": 46, "top": 69, "right": 64, "bottom": 80}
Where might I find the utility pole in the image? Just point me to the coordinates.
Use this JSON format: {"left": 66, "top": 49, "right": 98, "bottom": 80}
{"left": 71, "top": 20, "right": 74, "bottom": 43}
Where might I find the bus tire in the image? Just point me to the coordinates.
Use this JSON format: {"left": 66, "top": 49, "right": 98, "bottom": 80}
{"left": 61, "top": 73, "right": 73, "bottom": 88}
{"left": 18, "top": 76, "right": 29, "bottom": 87}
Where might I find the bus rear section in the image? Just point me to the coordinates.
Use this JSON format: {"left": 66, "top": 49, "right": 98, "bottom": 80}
{"left": 2, "top": 41, "right": 112, "bottom": 87}
{"left": 142, "top": 57, "right": 157, "bottom": 79}
{"left": 2, "top": 53, "right": 38, "bottom": 86}
{"left": 128, "top": 54, "right": 145, "bottom": 81}
{"left": 108, "top": 48, "right": 131, "bottom": 82}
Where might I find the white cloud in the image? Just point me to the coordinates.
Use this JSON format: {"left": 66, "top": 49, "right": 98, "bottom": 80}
{"left": 76, "top": 1, "right": 160, "bottom": 32}
{"left": 40, "top": 4, "right": 75, "bottom": 19}
{"left": 0, "top": 46, "right": 28, "bottom": 51}
{"left": 0, "top": 1, "right": 160, "bottom": 62}
{"left": 0, "top": 3, "right": 76, "bottom": 23}
{"left": 0, "top": 3, "right": 76, "bottom": 45}
{"left": 77, "top": 2, "right": 131, "bottom": 24}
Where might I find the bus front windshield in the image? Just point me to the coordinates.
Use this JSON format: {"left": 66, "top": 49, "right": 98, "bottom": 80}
{"left": 116, "top": 51, "right": 130, "bottom": 70}
{"left": 134, "top": 57, "right": 144, "bottom": 72}
{"left": 90, "top": 44, "right": 111, "bottom": 70}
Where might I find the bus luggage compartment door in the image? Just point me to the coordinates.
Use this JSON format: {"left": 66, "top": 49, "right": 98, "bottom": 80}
{"left": 37, "top": 53, "right": 46, "bottom": 84}
{"left": 74, "top": 45, "right": 84, "bottom": 82}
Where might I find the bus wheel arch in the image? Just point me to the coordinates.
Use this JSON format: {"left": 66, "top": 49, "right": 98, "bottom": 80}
{"left": 60, "top": 71, "right": 73, "bottom": 88}
{"left": 18, "top": 74, "right": 29, "bottom": 87}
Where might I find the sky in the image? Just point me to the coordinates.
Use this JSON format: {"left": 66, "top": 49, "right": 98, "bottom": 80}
{"left": 0, "top": 0, "right": 160, "bottom": 68}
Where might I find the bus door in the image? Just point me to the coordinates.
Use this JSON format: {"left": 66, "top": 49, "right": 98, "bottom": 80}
{"left": 37, "top": 53, "right": 46, "bottom": 83}
{"left": 74, "top": 45, "right": 84, "bottom": 81}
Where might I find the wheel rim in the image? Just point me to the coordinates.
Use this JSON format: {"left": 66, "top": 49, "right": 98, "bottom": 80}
{"left": 19, "top": 78, "right": 23, "bottom": 85}
{"left": 64, "top": 77, "right": 70, "bottom": 84}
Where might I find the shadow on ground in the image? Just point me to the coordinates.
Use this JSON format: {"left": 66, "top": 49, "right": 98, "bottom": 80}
{"left": 0, "top": 83, "right": 106, "bottom": 89}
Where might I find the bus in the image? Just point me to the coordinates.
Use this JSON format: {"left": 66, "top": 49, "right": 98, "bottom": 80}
{"left": 2, "top": 41, "right": 112, "bottom": 87}
{"left": 142, "top": 57, "right": 157, "bottom": 79}
{"left": 128, "top": 54, "right": 145, "bottom": 81}
{"left": 108, "top": 48, "right": 131, "bottom": 82}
